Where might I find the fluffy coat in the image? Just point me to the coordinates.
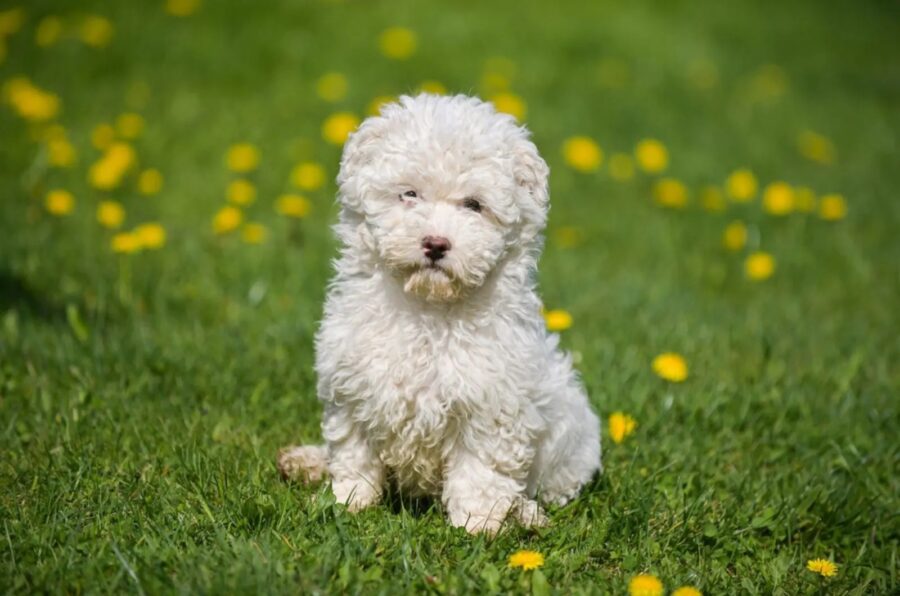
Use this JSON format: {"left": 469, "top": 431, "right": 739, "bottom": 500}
{"left": 278, "top": 94, "right": 601, "bottom": 534}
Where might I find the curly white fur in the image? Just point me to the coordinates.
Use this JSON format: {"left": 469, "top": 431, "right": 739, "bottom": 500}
{"left": 278, "top": 94, "right": 601, "bottom": 534}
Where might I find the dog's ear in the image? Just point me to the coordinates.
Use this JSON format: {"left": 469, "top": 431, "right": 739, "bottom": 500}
{"left": 512, "top": 135, "right": 550, "bottom": 235}
{"left": 336, "top": 115, "right": 388, "bottom": 213}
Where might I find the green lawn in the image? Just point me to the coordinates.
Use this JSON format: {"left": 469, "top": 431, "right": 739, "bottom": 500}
{"left": 1, "top": 0, "right": 898, "bottom": 593}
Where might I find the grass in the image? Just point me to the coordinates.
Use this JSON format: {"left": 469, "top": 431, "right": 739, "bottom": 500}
{"left": 1, "top": 0, "right": 898, "bottom": 593}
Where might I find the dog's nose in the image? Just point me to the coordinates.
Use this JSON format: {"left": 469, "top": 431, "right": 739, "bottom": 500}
{"left": 422, "top": 236, "right": 451, "bottom": 262}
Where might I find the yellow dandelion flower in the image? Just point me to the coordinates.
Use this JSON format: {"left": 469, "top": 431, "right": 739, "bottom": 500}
{"left": 378, "top": 26, "right": 417, "bottom": 60}
{"left": 134, "top": 222, "right": 166, "bottom": 249}
{"left": 482, "top": 56, "right": 516, "bottom": 93}
{"left": 806, "top": 558, "right": 838, "bottom": 578}
{"left": 745, "top": 251, "right": 775, "bottom": 281}
{"left": 227, "top": 179, "right": 256, "bottom": 206}
{"left": 89, "top": 159, "right": 121, "bottom": 190}
{"left": 726, "top": 169, "right": 757, "bottom": 202}
{"left": 315, "top": 72, "right": 348, "bottom": 102}
{"left": 0, "top": 8, "right": 25, "bottom": 36}
{"left": 544, "top": 309, "right": 572, "bottom": 332}
{"left": 481, "top": 71, "right": 511, "bottom": 93}
{"left": 672, "top": 587, "right": 702, "bottom": 596}
{"left": 213, "top": 205, "right": 242, "bottom": 234}
{"left": 608, "top": 412, "right": 637, "bottom": 444}
{"left": 818, "top": 194, "right": 847, "bottom": 221}
{"left": 111, "top": 232, "right": 141, "bottom": 253}
{"left": 629, "top": 574, "right": 663, "bottom": 596}
{"left": 653, "top": 178, "right": 688, "bottom": 209}
{"left": 507, "top": 550, "right": 544, "bottom": 570}
{"left": 165, "top": 0, "right": 202, "bottom": 17}
{"left": 609, "top": 153, "right": 635, "bottom": 181}
{"left": 276, "top": 193, "right": 312, "bottom": 218}
{"left": 562, "top": 136, "right": 603, "bottom": 173}
{"left": 700, "top": 186, "right": 725, "bottom": 211}
{"left": 96, "top": 200, "right": 125, "bottom": 229}
{"left": 490, "top": 92, "right": 526, "bottom": 120}
{"left": 35, "top": 16, "right": 63, "bottom": 47}
{"left": 226, "top": 142, "right": 260, "bottom": 173}
{"left": 137, "top": 168, "right": 163, "bottom": 196}
{"left": 793, "top": 186, "right": 816, "bottom": 212}
{"left": 241, "top": 222, "right": 268, "bottom": 244}
{"left": 115, "top": 112, "right": 144, "bottom": 139}
{"left": 291, "top": 162, "right": 326, "bottom": 191}
{"left": 106, "top": 142, "right": 135, "bottom": 169}
{"left": 79, "top": 15, "right": 114, "bottom": 48}
{"left": 418, "top": 80, "right": 447, "bottom": 95}
{"left": 796, "top": 130, "right": 835, "bottom": 165}
{"left": 762, "top": 181, "right": 794, "bottom": 216}
{"left": 722, "top": 220, "right": 748, "bottom": 251}
{"left": 652, "top": 352, "right": 688, "bottom": 382}
{"left": 47, "top": 137, "right": 77, "bottom": 167}
{"left": 635, "top": 139, "right": 668, "bottom": 173}
{"left": 322, "top": 112, "right": 359, "bottom": 146}
{"left": 366, "top": 94, "right": 395, "bottom": 116}
{"left": 4, "top": 78, "right": 59, "bottom": 122}
{"left": 91, "top": 123, "right": 116, "bottom": 150}
{"left": 45, "top": 189, "right": 74, "bottom": 216}
{"left": 553, "top": 226, "right": 583, "bottom": 248}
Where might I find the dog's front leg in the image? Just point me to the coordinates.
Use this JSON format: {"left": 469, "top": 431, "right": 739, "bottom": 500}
{"left": 323, "top": 410, "right": 384, "bottom": 512}
{"left": 442, "top": 445, "right": 545, "bottom": 535}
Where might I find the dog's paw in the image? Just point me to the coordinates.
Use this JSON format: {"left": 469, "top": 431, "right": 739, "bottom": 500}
{"left": 277, "top": 445, "right": 329, "bottom": 483}
{"left": 331, "top": 478, "right": 382, "bottom": 512}
{"left": 514, "top": 498, "right": 549, "bottom": 528}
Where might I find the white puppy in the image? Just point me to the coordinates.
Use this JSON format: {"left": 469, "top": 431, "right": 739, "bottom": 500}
{"left": 278, "top": 94, "right": 601, "bottom": 534}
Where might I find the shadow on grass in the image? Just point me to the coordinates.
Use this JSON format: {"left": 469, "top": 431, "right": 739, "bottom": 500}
{"left": 0, "top": 270, "right": 64, "bottom": 322}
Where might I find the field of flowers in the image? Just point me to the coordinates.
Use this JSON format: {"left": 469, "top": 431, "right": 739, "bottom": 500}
{"left": 1, "top": 0, "right": 897, "bottom": 593}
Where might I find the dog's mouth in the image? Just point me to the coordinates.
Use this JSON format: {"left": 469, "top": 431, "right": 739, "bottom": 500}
{"left": 401, "top": 264, "right": 461, "bottom": 302}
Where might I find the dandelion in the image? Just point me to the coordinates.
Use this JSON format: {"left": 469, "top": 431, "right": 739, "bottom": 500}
{"left": 227, "top": 179, "right": 256, "bottom": 206}
{"left": 700, "top": 186, "right": 725, "bottom": 211}
{"left": 291, "top": 162, "right": 326, "bottom": 191}
{"left": 138, "top": 168, "right": 164, "bottom": 195}
{"left": 79, "top": 15, "right": 114, "bottom": 48}
{"left": 726, "top": 168, "right": 757, "bottom": 202}
{"left": 722, "top": 220, "right": 748, "bottom": 251}
{"left": 0, "top": 8, "right": 25, "bottom": 36}
{"left": 96, "top": 200, "right": 125, "bottom": 229}
{"left": 378, "top": 26, "right": 417, "bottom": 60}
{"left": 315, "top": 72, "right": 347, "bottom": 102}
{"left": 45, "top": 189, "right": 74, "bottom": 216}
{"left": 745, "top": 251, "right": 775, "bottom": 281}
{"left": 88, "top": 142, "right": 135, "bottom": 190}
{"left": 226, "top": 143, "right": 260, "bottom": 173}
{"left": 91, "top": 123, "right": 116, "bottom": 150}
{"left": 212, "top": 205, "right": 242, "bottom": 234}
{"left": 793, "top": 186, "right": 816, "bottom": 212}
{"left": 628, "top": 574, "right": 663, "bottom": 596}
{"left": 818, "top": 194, "right": 846, "bottom": 221}
{"left": 111, "top": 232, "right": 141, "bottom": 253}
{"left": 608, "top": 412, "right": 636, "bottom": 444}
{"left": 672, "top": 587, "right": 702, "bottom": 596}
{"left": 807, "top": 558, "right": 838, "bottom": 578}
{"left": 366, "top": 95, "right": 395, "bottom": 116}
{"left": 418, "top": 80, "right": 447, "bottom": 95}
{"left": 562, "top": 136, "right": 602, "bottom": 173}
{"left": 241, "top": 222, "right": 267, "bottom": 244}
{"left": 276, "top": 194, "right": 312, "bottom": 218}
{"left": 507, "top": 550, "right": 544, "bottom": 570}
{"left": 608, "top": 153, "right": 635, "bottom": 181}
{"left": 762, "top": 181, "right": 794, "bottom": 216}
{"left": 635, "top": 139, "right": 668, "bottom": 173}
{"left": 490, "top": 92, "right": 526, "bottom": 120}
{"left": 322, "top": 112, "right": 359, "bottom": 145}
{"left": 115, "top": 112, "right": 144, "bottom": 139}
{"left": 4, "top": 77, "right": 59, "bottom": 122}
{"left": 653, "top": 178, "right": 688, "bottom": 209}
{"left": 134, "top": 222, "right": 166, "bottom": 249}
{"left": 796, "top": 130, "right": 835, "bottom": 165}
{"left": 35, "top": 16, "right": 63, "bottom": 47}
{"left": 165, "top": 0, "right": 202, "bottom": 17}
{"left": 652, "top": 352, "right": 688, "bottom": 382}
{"left": 544, "top": 309, "right": 572, "bottom": 332}
{"left": 47, "top": 137, "right": 76, "bottom": 167}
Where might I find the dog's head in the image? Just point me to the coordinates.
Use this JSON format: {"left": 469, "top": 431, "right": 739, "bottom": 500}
{"left": 336, "top": 94, "right": 549, "bottom": 303}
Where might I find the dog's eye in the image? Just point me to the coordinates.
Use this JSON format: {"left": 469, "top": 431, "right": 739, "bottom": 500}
{"left": 462, "top": 198, "right": 482, "bottom": 212}
{"left": 402, "top": 190, "right": 418, "bottom": 199}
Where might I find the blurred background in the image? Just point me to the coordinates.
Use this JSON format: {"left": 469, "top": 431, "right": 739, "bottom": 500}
{"left": 1, "top": 0, "right": 898, "bottom": 593}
